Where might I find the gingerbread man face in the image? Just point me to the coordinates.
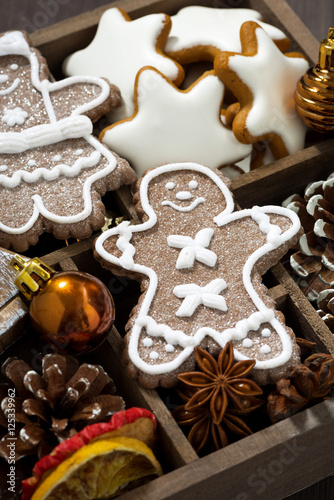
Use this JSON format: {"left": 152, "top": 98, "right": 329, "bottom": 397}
{"left": 96, "top": 163, "right": 301, "bottom": 388}
{"left": 141, "top": 166, "right": 234, "bottom": 227}
{"left": 0, "top": 31, "right": 135, "bottom": 251}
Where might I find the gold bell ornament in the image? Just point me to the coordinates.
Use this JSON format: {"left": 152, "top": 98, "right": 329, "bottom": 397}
{"left": 295, "top": 27, "right": 334, "bottom": 132}
{"left": 10, "top": 255, "right": 115, "bottom": 355}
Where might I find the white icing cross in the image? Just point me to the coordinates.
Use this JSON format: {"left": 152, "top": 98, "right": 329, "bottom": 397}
{"left": 167, "top": 228, "right": 217, "bottom": 269}
{"left": 174, "top": 278, "right": 228, "bottom": 317}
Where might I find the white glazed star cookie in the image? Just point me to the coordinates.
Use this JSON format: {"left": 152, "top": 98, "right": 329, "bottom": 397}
{"left": 63, "top": 8, "right": 184, "bottom": 122}
{"left": 100, "top": 68, "right": 252, "bottom": 176}
{"left": 165, "top": 6, "right": 290, "bottom": 63}
{"left": 214, "top": 21, "right": 309, "bottom": 159}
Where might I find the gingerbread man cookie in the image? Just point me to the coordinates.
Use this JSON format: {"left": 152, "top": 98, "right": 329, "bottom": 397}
{"left": 214, "top": 21, "right": 309, "bottom": 159}
{"left": 165, "top": 6, "right": 290, "bottom": 64}
{"left": 63, "top": 8, "right": 184, "bottom": 123}
{"left": 0, "top": 31, "right": 136, "bottom": 251}
{"left": 100, "top": 67, "right": 251, "bottom": 176}
{"left": 95, "top": 162, "right": 301, "bottom": 388}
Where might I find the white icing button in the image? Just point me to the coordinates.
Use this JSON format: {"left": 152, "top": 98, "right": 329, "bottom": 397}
{"left": 0, "top": 75, "right": 9, "bottom": 83}
{"left": 176, "top": 190, "right": 192, "bottom": 200}
{"left": 260, "top": 345, "right": 271, "bottom": 354}
{"left": 188, "top": 180, "right": 198, "bottom": 190}
{"left": 165, "top": 344, "right": 175, "bottom": 352}
{"left": 28, "top": 159, "right": 36, "bottom": 167}
{"left": 149, "top": 351, "right": 159, "bottom": 360}
{"left": 166, "top": 182, "right": 175, "bottom": 190}
{"left": 261, "top": 328, "right": 271, "bottom": 337}
{"left": 75, "top": 149, "right": 84, "bottom": 155}
{"left": 242, "top": 338, "right": 253, "bottom": 348}
{"left": 10, "top": 64, "right": 18, "bottom": 71}
{"left": 142, "top": 337, "right": 153, "bottom": 347}
{"left": 53, "top": 155, "right": 62, "bottom": 162}
{"left": 0, "top": 165, "right": 7, "bottom": 172}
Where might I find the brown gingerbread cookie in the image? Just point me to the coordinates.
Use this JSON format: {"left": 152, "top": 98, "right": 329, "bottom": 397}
{"left": 0, "top": 31, "right": 136, "bottom": 251}
{"left": 95, "top": 162, "right": 302, "bottom": 388}
{"left": 214, "top": 21, "right": 309, "bottom": 159}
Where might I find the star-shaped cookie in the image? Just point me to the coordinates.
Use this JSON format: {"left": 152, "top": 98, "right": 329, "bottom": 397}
{"left": 63, "top": 8, "right": 184, "bottom": 122}
{"left": 165, "top": 6, "right": 290, "bottom": 63}
{"left": 100, "top": 68, "right": 252, "bottom": 176}
{"left": 214, "top": 21, "right": 309, "bottom": 159}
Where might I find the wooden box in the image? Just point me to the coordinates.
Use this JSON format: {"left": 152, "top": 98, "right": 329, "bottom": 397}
{"left": 1, "top": 1, "right": 334, "bottom": 499}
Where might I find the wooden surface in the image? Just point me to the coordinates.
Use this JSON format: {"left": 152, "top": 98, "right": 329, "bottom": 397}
{"left": 0, "top": 0, "right": 333, "bottom": 42}
{"left": 0, "top": 1, "right": 334, "bottom": 500}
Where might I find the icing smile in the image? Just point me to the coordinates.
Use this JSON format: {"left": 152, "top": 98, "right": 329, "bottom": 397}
{"left": 161, "top": 197, "right": 205, "bottom": 212}
{"left": 0, "top": 77, "right": 20, "bottom": 95}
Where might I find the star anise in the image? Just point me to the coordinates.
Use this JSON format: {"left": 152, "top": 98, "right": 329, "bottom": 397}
{"left": 177, "top": 343, "right": 263, "bottom": 424}
{"left": 267, "top": 352, "right": 334, "bottom": 423}
{"left": 173, "top": 386, "right": 253, "bottom": 454}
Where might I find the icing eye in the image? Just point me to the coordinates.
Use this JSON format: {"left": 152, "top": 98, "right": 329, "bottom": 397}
{"left": 10, "top": 64, "right": 18, "bottom": 71}
{"left": 166, "top": 182, "right": 175, "bottom": 190}
{"left": 188, "top": 180, "right": 198, "bottom": 190}
{"left": 0, "top": 75, "right": 9, "bottom": 83}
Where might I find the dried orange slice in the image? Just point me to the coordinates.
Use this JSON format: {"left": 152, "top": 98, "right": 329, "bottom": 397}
{"left": 31, "top": 436, "right": 162, "bottom": 500}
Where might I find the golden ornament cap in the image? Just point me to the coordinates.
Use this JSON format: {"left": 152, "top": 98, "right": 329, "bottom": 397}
{"left": 319, "top": 27, "right": 334, "bottom": 70}
{"left": 10, "top": 255, "right": 56, "bottom": 300}
{"left": 295, "top": 27, "right": 334, "bottom": 132}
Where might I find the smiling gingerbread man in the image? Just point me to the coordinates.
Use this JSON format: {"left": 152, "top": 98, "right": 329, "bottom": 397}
{"left": 95, "top": 162, "right": 301, "bottom": 388}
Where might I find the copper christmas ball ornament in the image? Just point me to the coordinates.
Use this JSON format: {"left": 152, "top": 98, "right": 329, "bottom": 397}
{"left": 295, "top": 28, "right": 334, "bottom": 132}
{"left": 10, "top": 255, "right": 115, "bottom": 355}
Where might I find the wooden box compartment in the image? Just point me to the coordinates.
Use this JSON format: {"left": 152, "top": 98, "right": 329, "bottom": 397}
{"left": 1, "top": 1, "right": 334, "bottom": 499}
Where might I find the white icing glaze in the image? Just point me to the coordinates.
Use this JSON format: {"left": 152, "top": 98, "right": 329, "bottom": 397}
{"left": 261, "top": 328, "right": 271, "bottom": 337}
{"left": 95, "top": 163, "right": 300, "bottom": 375}
{"left": 176, "top": 190, "right": 192, "bottom": 200}
{"left": 242, "top": 338, "right": 253, "bottom": 348}
{"left": 0, "top": 115, "right": 92, "bottom": 154}
{"left": 260, "top": 345, "right": 271, "bottom": 354}
{"left": 2, "top": 107, "right": 28, "bottom": 127}
{"left": 0, "top": 78, "right": 20, "bottom": 95}
{"left": 161, "top": 197, "right": 205, "bottom": 212}
{"left": 102, "top": 68, "right": 252, "bottom": 175}
{"left": 10, "top": 64, "right": 18, "bottom": 71}
{"left": 165, "top": 344, "right": 175, "bottom": 352}
{"left": 188, "top": 180, "right": 198, "bottom": 190}
{"left": 165, "top": 181, "right": 175, "bottom": 190}
{"left": 142, "top": 337, "right": 153, "bottom": 347}
{"left": 63, "top": 8, "right": 182, "bottom": 121}
{"left": 298, "top": 233, "right": 313, "bottom": 257}
{"left": 165, "top": 7, "right": 288, "bottom": 54}
{"left": 228, "top": 26, "right": 308, "bottom": 155}
{"left": 167, "top": 228, "right": 217, "bottom": 269}
{"left": 173, "top": 278, "right": 228, "bottom": 317}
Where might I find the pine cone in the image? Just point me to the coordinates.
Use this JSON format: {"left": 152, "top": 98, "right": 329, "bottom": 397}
{"left": 0, "top": 354, "right": 124, "bottom": 462}
{"left": 317, "top": 288, "right": 334, "bottom": 333}
{"left": 284, "top": 175, "right": 334, "bottom": 301}
{"left": 267, "top": 352, "right": 334, "bottom": 422}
